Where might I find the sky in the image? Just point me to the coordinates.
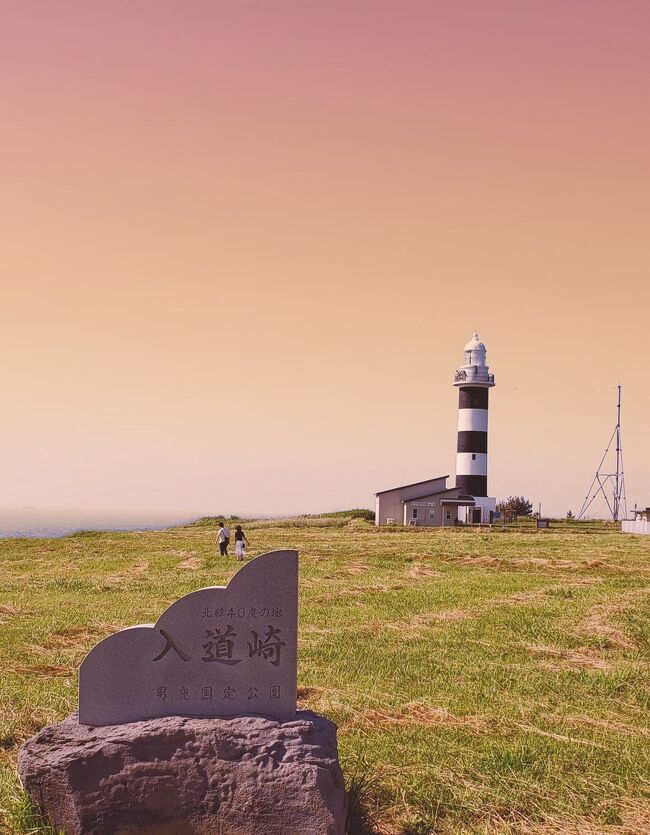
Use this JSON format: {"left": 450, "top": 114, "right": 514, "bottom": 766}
{"left": 1, "top": 1, "right": 649, "bottom": 519}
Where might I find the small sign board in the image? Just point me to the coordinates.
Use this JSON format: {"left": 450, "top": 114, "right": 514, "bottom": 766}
{"left": 536, "top": 518, "right": 550, "bottom": 529}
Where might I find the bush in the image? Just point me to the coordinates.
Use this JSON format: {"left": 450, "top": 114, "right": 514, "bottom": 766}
{"left": 496, "top": 496, "right": 533, "bottom": 519}
{"left": 319, "top": 509, "right": 375, "bottom": 522}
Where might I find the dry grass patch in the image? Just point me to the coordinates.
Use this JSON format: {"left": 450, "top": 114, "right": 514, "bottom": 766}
{"left": 300, "top": 624, "right": 338, "bottom": 638}
{"left": 171, "top": 549, "right": 201, "bottom": 570}
{"left": 381, "top": 608, "right": 471, "bottom": 638}
{"left": 4, "top": 664, "right": 76, "bottom": 678}
{"left": 583, "top": 559, "right": 616, "bottom": 569}
{"left": 348, "top": 700, "right": 487, "bottom": 734}
{"left": 574, "top": 587, "right": 649, "bottom": 650}
{"left": 499, "top": 589, "right": 552, "bottom": 606}
{"left": 514, "top": 557, "right": 623, "bottom": 571}
{"left": 0, "top": 605, "right": 22, "bottom": 617}
{"left": 543, "top": 713, "right": 650, "bottom": 739}
{"left": 0, "top": 706, "right": 60, "bottom": 751}
{"left": 344, "top": 562, "right": 370, "bottom": 576}
{"left": 510, "top": 720, "right": 612, "bottom": 750}
{"left": 380, "top": 588, "right": 570, "bottom": 638}
{"left": 324, "top": 561, "right": 370, "bottom": 577}
{"left": 522, "top": 558, "right": 584, "bottom": 570}
{"left": 498, "top": 580, "right": 601, "bottom": 605}
{"left": 526, "top": 642, "right": 613, "bottom": 672}
{"left": 475, "top": 798, "right": 650, "bottom": 834}
{"left": 404, "top": 562, "right": 442, "bottom": 579}
{"left": 102, "top": 557, "right": 150, "bottom": 586}
{"left": 314, "top": 583, "right": 404, "bottom": 603}
{"left": 177, "top": 555, "right": 201, "bottom": 570}
{"left": 296, "top": 685, "right": 326, "bottom": 705}
{"left": 43, "top": 623, "right": 121, "bottom": 650}
{"left": 432, "top": 608, "right": 471, "bottom": 622}
{"left": 464, "top": 556, "right": 630, "bottom": 576}
{"left": 382, "top": 584, "right": 588, "bottom": 638}
{"left": 457, "top": 556, "right": 501, "bottom": 567}
{"left": 130, "top": 558, "right": 148, "bottom": 574}
{"left": 515, "top": 557, "right": 646, "bottom": 576}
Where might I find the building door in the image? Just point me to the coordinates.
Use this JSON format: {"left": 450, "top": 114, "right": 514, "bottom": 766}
{"left": 472, "top": 507, "right": 482, "bottom": 524}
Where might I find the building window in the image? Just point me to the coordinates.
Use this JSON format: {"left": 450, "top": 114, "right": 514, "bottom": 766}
{"left": 429, "top": 510, "right": 435, "bottom": 519}
{"left": 472, "top": 453, "right": 476, "bottom": 460}
{"left": 412, "top": 508, "right": 418, "bottom": 519}
{"left": 445, "top": 509, "right": 451, "bottom": 520}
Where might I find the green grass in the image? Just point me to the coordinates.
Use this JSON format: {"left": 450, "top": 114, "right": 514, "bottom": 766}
{"left": 1, "top": 517, "right": 649, "bottom": 833}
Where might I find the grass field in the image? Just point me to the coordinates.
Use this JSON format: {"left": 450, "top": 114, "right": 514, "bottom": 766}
{"left": 1, "top": 516, "right": 649, "bottom": 834}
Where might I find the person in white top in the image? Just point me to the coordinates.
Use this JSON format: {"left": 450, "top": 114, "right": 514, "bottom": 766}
{"left": 217, "top": 522, "right": 230, "bottom": 557}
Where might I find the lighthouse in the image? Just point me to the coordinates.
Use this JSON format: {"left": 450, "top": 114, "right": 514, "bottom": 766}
{"left": 373, "top": 332, "right": 498, "bottom": 527}
{"left": 453, "top": 333, "right": 497, "bottom": 523}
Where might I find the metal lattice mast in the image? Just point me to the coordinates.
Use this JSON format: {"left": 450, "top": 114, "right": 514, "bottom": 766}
{"left": 614, "top": 385, "right": 621, "bottom": 521}
{"left": 577, "top": 385, "right": 627, "bottom": 521}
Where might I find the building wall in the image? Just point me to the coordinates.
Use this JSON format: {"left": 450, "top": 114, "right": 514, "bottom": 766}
{"left": 375, "top": 477, "right": 448, "bottom": 525}
{"left": 458, "top": 495, "right": 496, "bottom": 524}
{"left": 622, "top": 519, "right": 650, "bottom": 535}
{"left": 404, "top": 496, "right": 442, "bottom": 527}
{"left": 403, "top": 488, "right": 465, "bottom": 528}
{"left": 376, "top": 491, "right": 407, "bottom": 525}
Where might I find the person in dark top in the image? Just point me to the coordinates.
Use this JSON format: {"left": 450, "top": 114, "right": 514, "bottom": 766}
{"left": 234, "top": 525, "right": 249, "bottom": 561}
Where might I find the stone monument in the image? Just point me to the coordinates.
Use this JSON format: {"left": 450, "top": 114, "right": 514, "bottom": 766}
{"left": 79, "top": 548, "right": 298, "bottom": 725}
{"left": 18, "top": 550, "right": 346, "bottom": 834}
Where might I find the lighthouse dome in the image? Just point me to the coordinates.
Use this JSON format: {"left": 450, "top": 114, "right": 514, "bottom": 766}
{"left": 464, "top": 332, "right": 485, "bottom": 353}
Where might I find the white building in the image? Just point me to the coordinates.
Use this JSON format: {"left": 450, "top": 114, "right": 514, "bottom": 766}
{"left": 622, "top": 507, "right": 650, "bottom": 535}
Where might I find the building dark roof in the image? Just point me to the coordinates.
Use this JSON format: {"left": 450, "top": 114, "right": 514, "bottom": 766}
{"left": 375, "top": 476, "right": 449, "bottom": 496}
{"left": 401, "top": 486, "right": 467, "bottom": 502}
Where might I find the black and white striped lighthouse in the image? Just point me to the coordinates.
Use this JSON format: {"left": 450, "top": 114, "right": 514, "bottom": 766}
{"left": 453, "top": 333, "right": 495, "bottom": 498}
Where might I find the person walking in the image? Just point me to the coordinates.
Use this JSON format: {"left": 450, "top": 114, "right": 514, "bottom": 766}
{"left": 233, "top": 524, "right": 249, "bottom": 561}
{"left": 217, "top": 521, "right": 230, "bottom": 557}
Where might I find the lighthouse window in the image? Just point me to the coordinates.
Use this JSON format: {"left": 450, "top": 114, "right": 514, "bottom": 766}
{"left": 472, "top": 454, "right": 476, "bottom": 460}
{"left": 412, "top": 508, "right": 418, "bottom": 519}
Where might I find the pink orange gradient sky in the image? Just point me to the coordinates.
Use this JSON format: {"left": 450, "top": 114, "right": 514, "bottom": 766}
{"left": 1, "top": 1, "right": 649, "bottom": 518}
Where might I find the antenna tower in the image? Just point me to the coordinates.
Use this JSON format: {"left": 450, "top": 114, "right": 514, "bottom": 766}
{"left": 577, "top": 385, "right": 627, "bottom": 521}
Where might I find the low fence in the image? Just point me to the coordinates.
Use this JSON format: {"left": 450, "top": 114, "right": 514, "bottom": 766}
{"left": 622, "top": 519, "right": 650, "bottom": 535}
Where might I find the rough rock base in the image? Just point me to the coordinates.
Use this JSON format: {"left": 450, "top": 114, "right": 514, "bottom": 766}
{"left": 18, "top": 711, "right": 346, "bottom": 835}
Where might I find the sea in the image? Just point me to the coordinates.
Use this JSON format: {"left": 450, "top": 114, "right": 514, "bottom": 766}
{"left": 0, "top": 507, "right": 200, "bottom": 539}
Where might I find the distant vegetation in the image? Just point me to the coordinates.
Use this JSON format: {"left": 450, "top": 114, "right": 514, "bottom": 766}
{"left": 308, "top": 508, "right": 375, "bottom": 521}
{"left": 496, "top": 495, "right": 534, "bottom": 518}
{"left": 188, "top": 515, "right": 247, "bottom": 528}
{"left": 189, "top": 508, "right": 375, "bottom": 528}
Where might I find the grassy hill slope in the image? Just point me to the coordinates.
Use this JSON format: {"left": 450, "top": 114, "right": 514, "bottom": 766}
{"left": 1, "top": 518, "right": 649, "bottom": 834}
